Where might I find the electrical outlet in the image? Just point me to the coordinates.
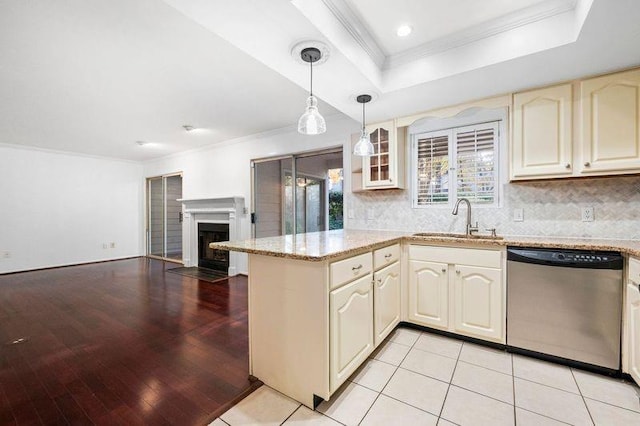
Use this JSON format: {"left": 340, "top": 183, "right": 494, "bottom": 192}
{"left": 366, "top": 208, "right": 375, "bottom": 220}
{"left": 582, "top": 206, "right": 594, "bottom": 222}
{"left": 513, "top": 208, "right": 524, "bottom": 222}
{"left": 110, "top": 242, "right": 115, "bottom": 249}
{"left": 102, "top": 243, "right": 108, "bottom": 249}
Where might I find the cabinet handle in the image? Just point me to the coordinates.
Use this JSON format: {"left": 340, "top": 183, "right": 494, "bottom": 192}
{"left": 584, "top": 162, "right": 591, "bottom": 167}
{"left": 390, "top": 178, "right": 393, "bottom": 182}
{"left": 456, "top": 270, "right": 461, "bottom": 274}
{"left": 352, "top": 264, "right": 363, "bottom": 272}
{"left": 384, "top": 253, "right": 392, "bottom": 259}
{"left": 565, "top": 163, "right": 571, "bottom": 169}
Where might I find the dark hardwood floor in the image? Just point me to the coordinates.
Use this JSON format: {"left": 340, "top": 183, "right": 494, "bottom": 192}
{"left": 0, "top": 258, "right": 256, "bottom": 425}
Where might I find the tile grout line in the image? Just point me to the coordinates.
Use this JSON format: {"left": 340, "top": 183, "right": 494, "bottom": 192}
{"left": 278, "top": 403, "right": 302, "bottom": 426}
{"left": 516, "top": 407, "right": 573, "bottom": 425}
{"left": 356, "top": 329, "right": 420, "bottom": 425}
{"left": 436, "top": 338, "right": 464, "bottom": 422}
{"left": 512, "top": 350, "right": 516, "bottom": 426}
{"left": 570, "top": 368, "right": 596, "bottom": 425}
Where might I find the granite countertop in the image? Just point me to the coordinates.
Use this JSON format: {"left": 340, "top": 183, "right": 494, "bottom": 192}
{"left": 211, "top": 229, "right": 640, "bottom": 261}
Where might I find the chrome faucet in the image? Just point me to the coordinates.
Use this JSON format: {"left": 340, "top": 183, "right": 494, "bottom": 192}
{"left": 452, "top": 198, "right": 478, "bottom": 236}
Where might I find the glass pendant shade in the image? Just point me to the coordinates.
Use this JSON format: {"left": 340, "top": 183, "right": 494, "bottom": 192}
{"left": 353, "top": 129, "right": 375, "bottom": 156}
{"left": 298, "top": 95, "right": 326, "bottom": 135}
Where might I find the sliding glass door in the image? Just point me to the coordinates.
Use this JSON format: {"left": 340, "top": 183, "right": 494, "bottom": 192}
{"left": 147, "top": 173, "right": 183, "bottom": 262}
{"left": 252, "top": 148, "right": 343, "bottom": 238}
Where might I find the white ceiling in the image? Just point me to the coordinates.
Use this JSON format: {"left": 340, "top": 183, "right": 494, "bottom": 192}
{"left": 1, "top": 0, "right": 640, "bottom": 162}
{"left": 346, "top": 0, "right": 549, "bottom": 56}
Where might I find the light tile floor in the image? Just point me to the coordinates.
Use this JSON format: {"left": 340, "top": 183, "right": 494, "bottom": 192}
{"left": 211, "top": 327, "right": 640, "bottom": 426}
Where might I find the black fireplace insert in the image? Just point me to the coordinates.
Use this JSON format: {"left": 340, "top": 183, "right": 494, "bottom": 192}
{"left": 198, "top": 223, "right": 229, "bottom": 273}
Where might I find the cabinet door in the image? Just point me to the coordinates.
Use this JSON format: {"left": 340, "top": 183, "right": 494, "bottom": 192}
{"left": 627, "top": 282, "right": 640, "bottom": 384}
{"left": 512, "top": 84, "right": 573, "bottom": 179}
{"left": 408, "top": 260, "right": 449, "bottom": 329}
{"left": 330, "top": 274, "right": 374, "bottom": 392}
{"left": 362, "top": 121, "right": 405, "bottom": 189}
{"left": 374, "top": 262, "right": 401, "bottom": 347}
{"left": 581, "top": 69, "right": 640, "bottom": 173}
{"left": 453, "top": 265, "right": 503, "bottom": 342}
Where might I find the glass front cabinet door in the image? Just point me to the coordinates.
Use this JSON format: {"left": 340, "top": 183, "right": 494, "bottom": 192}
{"left": 363, "top": 120, "right": 405, "bottom": 189}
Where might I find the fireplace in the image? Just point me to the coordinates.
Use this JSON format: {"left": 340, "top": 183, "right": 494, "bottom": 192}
{"left": 198, "top": 223, "right": 229, "bottom": 272}
{"left": 179, "top": 197, "right": 245, "bottom": 275}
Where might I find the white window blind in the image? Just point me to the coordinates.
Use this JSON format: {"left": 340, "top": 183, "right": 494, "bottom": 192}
{"left": 413, "top": 121, "right": 499, "bottom": 207}
{"left": 415, "top": 132, "right": 450, "bottom": 205}
{"left": 455, "top": 124, "right": 497, "bottom": 204}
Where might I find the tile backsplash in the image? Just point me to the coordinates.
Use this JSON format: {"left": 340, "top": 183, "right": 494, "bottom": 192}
{"left": 346, "top": 176, "right": 640, "bottom": 240}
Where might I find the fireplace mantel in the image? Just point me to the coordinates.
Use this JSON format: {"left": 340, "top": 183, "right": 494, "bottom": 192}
{"left": 179, "top": 197, "right": 245, "bottom": 275}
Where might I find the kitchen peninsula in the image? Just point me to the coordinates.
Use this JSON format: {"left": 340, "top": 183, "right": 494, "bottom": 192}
{"left": 212, "top": 229, "right": 640, "bottom": 408}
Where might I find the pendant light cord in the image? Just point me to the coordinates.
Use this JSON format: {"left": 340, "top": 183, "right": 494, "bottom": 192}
{"left": 310, "top": 59, "right": 313, "bottom": 96}
{"left": 362, "top": 98, "right": 366, "bottom": 131}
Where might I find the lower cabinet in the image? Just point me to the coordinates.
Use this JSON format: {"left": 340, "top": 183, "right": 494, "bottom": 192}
{"left": 408, "top": 260, "right": 449, "bottom": 328}
{"left": 627, "top": 257, "right": 640, "bottom": 384}
{"left": 453, "top": 265, "right": 503, "bottom": 340}
{"left": 408, "top": 245, "right": 505, "bottom": 343}
{"left": 330, "top": 274, "right": 374, "bottom": 392}
{"left": 374, "top": 261, "right": 401, "bottom": 346}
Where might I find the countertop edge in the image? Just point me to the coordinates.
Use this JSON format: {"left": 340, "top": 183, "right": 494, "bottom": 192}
{"left": 212, "top": 235, "right": 640, "bottom": 260}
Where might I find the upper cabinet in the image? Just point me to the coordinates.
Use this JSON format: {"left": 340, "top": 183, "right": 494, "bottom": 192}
{"left": 512, "top": 84, "right": 573, "bottom": 179}
{"left": 361, "top": 120, "right": 406, "bottom": 190}
{"left": 580, "top": 69, "right": 640, "bottom": 174}
{"left": 510, "top": 68, "right": 640, "bottom": 181}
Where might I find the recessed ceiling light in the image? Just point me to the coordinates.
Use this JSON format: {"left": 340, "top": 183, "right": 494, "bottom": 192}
{"left": 136, "top": 141, "right": 149, "bottom": 146}
{"left": 397, "top": 25, "right": 412, "bottom": 37}
{"left": 183, "top": 125, "right": 195, "bottom": 132}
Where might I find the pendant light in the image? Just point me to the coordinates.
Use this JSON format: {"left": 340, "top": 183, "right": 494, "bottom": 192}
{"left": 353, "top": 94, "right": 375, "bottom": 156}
{"left": 298, "top": 47, "right": 326, "bottom": 135}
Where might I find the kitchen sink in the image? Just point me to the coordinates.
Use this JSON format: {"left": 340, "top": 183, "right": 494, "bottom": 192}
{"left": 412, "top": 232, "right": 504, "bottom": 240}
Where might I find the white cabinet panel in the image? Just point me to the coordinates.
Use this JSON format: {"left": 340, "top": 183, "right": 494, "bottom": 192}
{"left": 330, "top": 252, "right": 372, "bottom": 290}
{"left": 512, "top": 84, "right": 573, "bottom": 179}
{"left": 409, "top": 260, "right": 449, "bottom": 329}
{"left": 581, "top": 69, "right": 640, "bottom": 173}
{"left": 627, "top": 282, "right": 640, "bottom": 384}
{"left": 362, "top": 120, "right": 405, "bottom": 189}
{"left": 330, "top": 274, "right": 374, "bottom": 392}
{"left": 374, "top": 262, "right": 401, "bottom": 347}
{"left": 453, "top": 265, "right": 503, "bottom": 341}
{"left": 373, "top": 243, "right": 401, "bottom": 270}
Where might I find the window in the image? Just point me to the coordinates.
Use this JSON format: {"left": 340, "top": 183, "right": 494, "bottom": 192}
{"left": 413, "top": 121, "right": 499, "bottom": 207}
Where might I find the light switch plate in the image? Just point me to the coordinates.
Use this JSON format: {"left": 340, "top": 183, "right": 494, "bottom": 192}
{"left": 513, "top": 208, "right": 524, "bottom": 222}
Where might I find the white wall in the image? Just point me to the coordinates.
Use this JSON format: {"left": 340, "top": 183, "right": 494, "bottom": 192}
{"left": 143, "top": 114, "right": 359, "bottom": 274}
{"left": 0, "top": 144, "right": 144, "bottom": 273}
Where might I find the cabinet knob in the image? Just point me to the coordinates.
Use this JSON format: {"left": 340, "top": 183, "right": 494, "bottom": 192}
{"left": 584, "top": 162, "right": 591, "bottom": 167}
{"left": 565, "top": 163, "right": 571, "bottom": 169}
{"left": 456, "top": 270, "right": 461, "bottom": 274}
{"left": 389, "top": 178, "right": 393, "bottom": 183}
{"left": 441, "top": 268, "right": 446, "bottom": 273}
{"left": 352, "top": 264, "right": 363, "bottom": 272}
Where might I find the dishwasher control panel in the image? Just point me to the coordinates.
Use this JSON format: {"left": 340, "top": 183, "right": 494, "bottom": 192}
{"left": 507, "top": 247, "right": 623, "bottom": 269}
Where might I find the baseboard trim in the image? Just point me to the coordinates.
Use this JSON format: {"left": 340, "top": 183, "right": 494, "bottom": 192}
{"left": 0, "top": 256, "right": 143, "bottom": 275}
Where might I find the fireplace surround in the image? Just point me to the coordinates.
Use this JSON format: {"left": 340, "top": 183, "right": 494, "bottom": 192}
{"left": 178, "top": 197, "right": 244, "bottom": 275}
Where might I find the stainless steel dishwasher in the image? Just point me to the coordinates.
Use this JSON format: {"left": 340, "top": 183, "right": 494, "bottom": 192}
{"left": 507, "top": 247, "right": 623, "bottom": 371}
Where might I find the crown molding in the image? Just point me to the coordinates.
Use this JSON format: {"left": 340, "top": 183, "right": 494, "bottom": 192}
{"left": 320, "top": 0, "right": 386, "bottom": 68}
{"left": 384, "top": 0, "right": 577, "bottom": 69}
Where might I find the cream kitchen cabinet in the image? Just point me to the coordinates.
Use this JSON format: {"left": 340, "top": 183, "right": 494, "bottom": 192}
{"left": 362, "top": 120, "right": 406, "bottom": 190}
{"left": 511, "top": 84, "right": 573, "bottom": 179}
{"left": 626, "top": 257, "right": 640, "bottom": 384}
{"left": 580, "top": 69, "right": 640, "bottom": 174}
{"left": 408, "top": 245, "right": 505, "bottom": 343}
{"left": 408, "top": 260, "right": 449, "bottom": 329}
{"left": 373, "top": 244, "right": 401, "bottom": 346}
{"left": 330, "top": 273, "right": 374, "bottom": 392}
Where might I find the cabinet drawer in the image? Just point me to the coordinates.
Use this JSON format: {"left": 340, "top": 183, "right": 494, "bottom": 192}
{"left": 629, "top": 257, "right": 640, "bottom": 284}
{"left": 409, "top": 245, "right": 502, "bottom": 268}
{"left": 374, "top": 244, "right": 400, "bottom": 270}
{"left": 330, "top": 252, "right": 373, "bottom": 290}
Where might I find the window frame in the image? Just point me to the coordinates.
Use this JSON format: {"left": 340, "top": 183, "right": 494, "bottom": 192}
{"left": 409, "top": 108, "right": 506, "bottom": 209}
